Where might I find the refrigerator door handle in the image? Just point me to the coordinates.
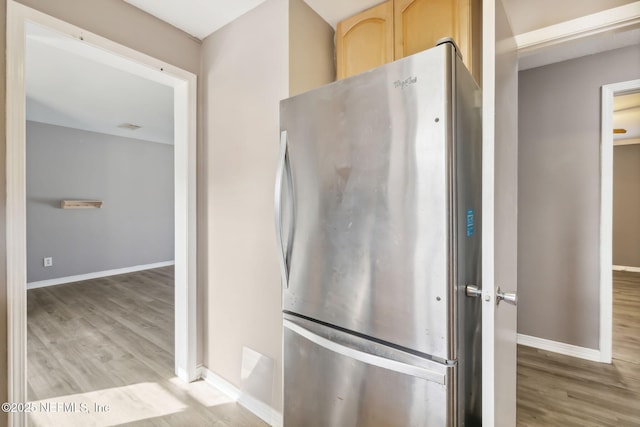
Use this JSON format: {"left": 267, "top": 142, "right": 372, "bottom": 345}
{"left": 284, "top": 319, "right": 446, "bottom": 385}
{"left": 275, "top": 130, "right": 292, "bottom": 288}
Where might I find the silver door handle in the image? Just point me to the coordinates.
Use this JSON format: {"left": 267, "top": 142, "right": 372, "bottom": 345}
{"left": 496, "top": 287, "right": 517, "bottom": 306}
{"left": 465, "top": 284, "right": 482, "bottom": 298}
{"left": 274, "top": 130, "right": 289, "bottom": 288}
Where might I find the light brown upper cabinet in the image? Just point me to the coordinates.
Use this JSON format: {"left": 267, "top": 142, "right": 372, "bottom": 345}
{"left": 336, "top": 1, "right": 394, "bottom": 80}
{"left": 395, "top": 0, "right": 454, "bottom": 59}
{"left": 337, "top": 0, "right": 481, "bottom": 83}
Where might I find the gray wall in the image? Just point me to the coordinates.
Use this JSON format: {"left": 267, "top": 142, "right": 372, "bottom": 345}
{"left": 1, "top": 1, "right": 200, "bottom": 424}
{"left": 518, "top": 45, "right": 640, "bottom": 349}
{"left": 26, "top": 121, "right": 174, "bottom": 282}
{"left": 613, "top": 144, "right": 640, "bottom": 268}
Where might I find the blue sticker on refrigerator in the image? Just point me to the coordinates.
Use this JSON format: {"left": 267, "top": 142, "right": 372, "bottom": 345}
{"left": 466, "top": 209, "right": 474, "bottom": 237}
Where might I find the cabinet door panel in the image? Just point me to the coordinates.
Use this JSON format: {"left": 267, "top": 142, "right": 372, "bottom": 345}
{"left": 394, "top": 0, "right": 455, "bottom": 60}
{"left": 336, "top": 1, "right": 393, "bottom": 79}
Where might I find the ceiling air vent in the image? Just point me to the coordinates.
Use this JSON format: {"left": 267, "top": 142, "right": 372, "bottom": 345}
{"left": 118, "top": 123, "right": 141, "bottom": 130}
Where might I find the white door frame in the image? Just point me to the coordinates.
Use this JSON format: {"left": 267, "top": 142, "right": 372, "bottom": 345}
{"left": 6, "top": 2, "right": 198, "bottom": 425}
{"left": 599, "top": 78, "right": 640, "bottom": 364}
{"left": 481, "top": 0, "right": 519, "bottom": 424}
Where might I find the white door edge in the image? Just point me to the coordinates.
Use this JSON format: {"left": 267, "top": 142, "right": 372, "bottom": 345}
{"left": 482, "top": 0, "right": 519, "bottom": 426}
{"left": 482, "top": 0, "right": 497, "bottom": 423}
{"left": 599, "top": 79, "right": 640, "bottom": 365}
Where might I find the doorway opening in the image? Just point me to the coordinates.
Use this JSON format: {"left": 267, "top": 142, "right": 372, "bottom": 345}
{"left": 599, "top": 79, "right": 640, "bottom": 363}
{"left": 24, "top": 18, "right": 178, "bottom": 407}
{"left": 6, "top": 2, "right": 197, "bottom": 424}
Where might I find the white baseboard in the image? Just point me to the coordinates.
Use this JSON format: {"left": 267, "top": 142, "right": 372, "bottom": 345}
{"left": 612, "top": 265, "right": 640, "bottom": 273}
{"left": 27, "top": 261, "right": 175, "bottom": 289}
{"left": 197, "top": 366, "right": 283, "bottom": 427}
{"left": 517, "top": 334, "right": 602, "bottom": 362}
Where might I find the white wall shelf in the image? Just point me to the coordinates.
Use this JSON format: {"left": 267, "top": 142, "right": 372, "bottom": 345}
{"left": 60, "top": 200, "right": 103, "bottom": 209}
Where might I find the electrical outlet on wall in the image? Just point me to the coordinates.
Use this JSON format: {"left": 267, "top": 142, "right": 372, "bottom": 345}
{"left": 43, "top": 257, "right": 53, "bottom": 267}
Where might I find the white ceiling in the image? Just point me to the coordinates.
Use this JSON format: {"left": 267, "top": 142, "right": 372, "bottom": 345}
{"left": 121, "top": 0, "right": 376, "bottom": 38}
{"left": 26, "top": 24, "right": 174, "bottom": 145}
{"left": 123, "top": 0, "right": 269, "bottom": 40}
{"left": 122, "top": 0, "right": 639, "bottom": 40}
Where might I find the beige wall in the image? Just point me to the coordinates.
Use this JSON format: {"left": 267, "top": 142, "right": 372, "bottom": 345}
{"left": 201, "top": 0, "right": 334, "bottom": 412}
{"left": 289, "top": 0, "right": 335, "bottom": 96}
{"left": 2, "top": 1, "right": 200, "bottom": 425}
{"left": 202, "top": 0, "right": 289, "bottom": 411}
{"left": 613, "top": 144, "right": 640, "bottom": 268}
{"left": 518, "top": 45, "right": 640, "bottom": 348}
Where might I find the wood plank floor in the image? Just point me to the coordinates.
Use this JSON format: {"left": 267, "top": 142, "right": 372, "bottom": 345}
{"left": 27, "top": 267, "right": 267, "bottom": 427}
{"left": 517, "top": 270, "right": 640, "bottom": 426}
{"left": 30, "top": 267, "right": 639, "bottom": 425}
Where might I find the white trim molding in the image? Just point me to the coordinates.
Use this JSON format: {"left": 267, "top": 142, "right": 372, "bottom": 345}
{"left": 197, "top": 366, "right": 283, "bottom": 427}
{"left": 614, "top": 138, "right": 640, "bottom": 147}
{"left": 601, "top": 79, "right": 640, "bottom": 366}
{"left": 613, "top": 265, "right": 640, "bottom": 273}
{"left": 26, "top": 261, "right": 175, "bottom": 289}
{"left": 600, "top": 84, "right": 615, "bottom": 365}
{"left": 6, "top": 3, "right": 28, "bottom": 425}
{"left": 6, "top": 4, "right": 199, "bottom": 425}
{"left": 517, "top": 334, "right": 601, "bottom": 363}
{"left": 515, "top": 2, "right": 640, "bottom": 52}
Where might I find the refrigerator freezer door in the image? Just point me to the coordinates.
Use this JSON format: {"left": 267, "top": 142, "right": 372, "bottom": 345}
{"left": 283, "top": 317, "right": 454, "bottom": 427}
{"left": 280, "top": 45, "right": 456, "bottom": 360}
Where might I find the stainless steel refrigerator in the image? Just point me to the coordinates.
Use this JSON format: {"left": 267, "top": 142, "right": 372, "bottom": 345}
{"left": 275, "top": 41, "right": 482, "bottom": 426}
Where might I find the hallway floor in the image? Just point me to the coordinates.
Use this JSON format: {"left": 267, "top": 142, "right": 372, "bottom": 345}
{"left": 516, "top": 270, "right": 640, "bottom": 426}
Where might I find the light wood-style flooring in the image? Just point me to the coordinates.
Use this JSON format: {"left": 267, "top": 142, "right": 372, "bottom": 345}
{"left": 517, "top": 270, "right": 640, "bottom": 426}
{"left": 30, "top": 267, "right": 639, "bottom": 426}
{"left": 27, "top": 267, "right": 267, "bottom": 427}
